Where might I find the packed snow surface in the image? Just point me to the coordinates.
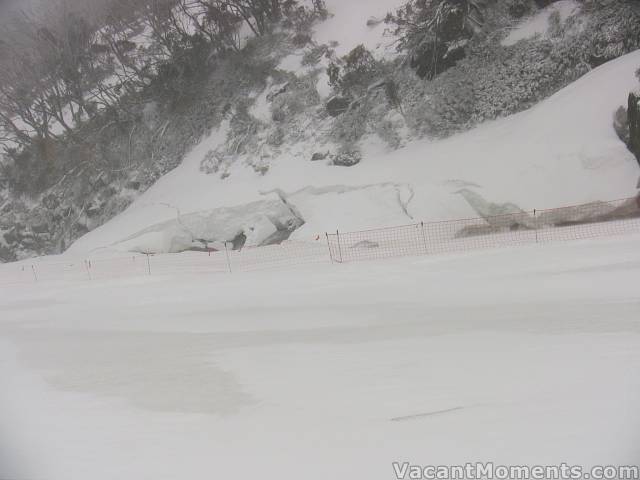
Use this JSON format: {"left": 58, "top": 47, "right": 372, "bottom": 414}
{"left": 68, "top": 50, "right": 640, "bottom": 256}
{"left": 1, "top": 234, "right": 640, "bottom": 479}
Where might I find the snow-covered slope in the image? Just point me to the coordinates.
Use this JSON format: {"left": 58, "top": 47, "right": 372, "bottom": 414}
{"left": 68, "top": 48, "right": 640, "bottom": 255}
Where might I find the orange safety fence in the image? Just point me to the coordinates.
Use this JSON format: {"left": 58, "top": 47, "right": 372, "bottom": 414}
{"left": 1, "top": 196, "right": 639, "bottom": 285}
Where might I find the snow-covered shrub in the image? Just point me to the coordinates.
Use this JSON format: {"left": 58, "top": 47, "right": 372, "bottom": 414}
{"left": 329, "top": 81, "right": 402, "bottom": 150}
{"left": 399, "top": 0, "right": 640, "bottom": 137}
{"left": 281, "top": 0, "right": 329, "bottom": 33}
{"left": 266, "top": 126, "right": 286, "bottom": 147}
{"left": 302, "top": 44, "right": 333, "bottom": 67}
{"left": 227, "top": 102, "right": 262, "bottom": 156}
{"left": 200, "top": 150, "right": 226, "bottom": 174}
{"left": 331, "top": 106, "right": 368, "bottom": 145}
{"left": 386, "top": 0, "right": 485, "bottom": 79}
{"left": 547, "top": 10, "right": 563, "bottom": 39}
{"left": 548, "top": 1, "right": 639, "bottom": 69}
{"left": 328, "top": 45, "right": 382, "bottom": 97}
{"left": 376, "top": 118, "right": 403, "bottom": 150}
{"left": 507, "top": 0, "right": 532, "bottom": 18}
{"left": 270, "top": 76, "right": 321, "bottom": 123}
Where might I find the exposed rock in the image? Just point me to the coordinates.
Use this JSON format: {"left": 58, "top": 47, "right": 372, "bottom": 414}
{"left": 326, "top": 96, "right": 351, "bottom": 117}
{"left": 86, "top": 203, "right": 104, "bottom": 218}
{"left": 331, "top": 150, "right": 362, "bottom": 167}
{"left": 253, "top": 164, "right": 270, "bottom": 176}
{"left": 125, "top": 180, "right": 142, "bottom": 190}
{"left": 31, "top": 223, "right": 49, "bottom": 234}
{"left": 311, "top": 151, "right": 330, "bottom": 161}
{"left": 266, "top": 82, "right": 290, "bottom": 103}
{"left": 230, "top": 232, "right": 247, "bottom": 250}
{"left": 457, "top": 189, "right": 534, "bottom": 230}
{"left": 351, "top": 240, "right": 379, "bottom": 249}
{"left": 538, "top": 198, "right": 640, "bottom": 226}
{"left": 455, "top": 224, "right": 502, "bottom": 238}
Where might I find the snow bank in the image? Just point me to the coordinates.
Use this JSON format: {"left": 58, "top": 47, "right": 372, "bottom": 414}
{"left": 68, "top": 50, "right": 640, "bottom": 256}
{"left": 113, "top": 199, "right": 303, "bottom": 254}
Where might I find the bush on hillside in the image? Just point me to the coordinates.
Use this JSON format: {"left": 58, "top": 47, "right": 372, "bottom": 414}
{"left": 385, "top": 0, "right": 486, "bottom": 79}
{"left": 327, "top": 45, "right": 383, "bottom": 97}
{"left": 399, "top": 0, "right": 640, "bottom": 137}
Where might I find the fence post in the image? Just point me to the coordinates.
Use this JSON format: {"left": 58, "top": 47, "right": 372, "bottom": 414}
{"left": 84, "top": 260, "right": 92, "bottom": 281}
{"left": 31, "top": 265, "right": 38, "bottom": 283}
{"left": 224, "top": 242, "right": 233, "bottom": 273}
{"left": 336, "top": 230, "right": 343, "bottom": 263}
{"left": 146, "top": 254, "right": 152, "bottom": 275}
{"left": 420, "top": 221, "right": 429, "bottom": 255}
{"left": 325, "top": 233, "right": 334, "bottom": 264}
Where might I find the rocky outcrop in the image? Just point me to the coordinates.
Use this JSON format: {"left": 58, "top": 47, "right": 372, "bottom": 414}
{"left": 311, "top": 151, "right": 330, "bottom": 161}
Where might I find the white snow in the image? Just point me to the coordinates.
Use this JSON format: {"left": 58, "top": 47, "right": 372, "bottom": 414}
{"left": 1, "top": 234, "right": 640, "bottom": 479}
{"left": 316, "top": 68, "right": 333, "bottom": 98}
{"left": 502, "top": 0, "right": 581, "bottom": 47}
{"left": 315, "top": 0, "right": 406, "bottom": 58}
{"left": 68, "top": 50, "right": 640, "bottom": 256}
{"left": 249, "top": 84, "right": 274, "bottom": 124}
{"left": 277, "top": 52, "right": 305, "bottom": 72}
{"left": 112, "top": 199, "right": 301, "bottom": 254}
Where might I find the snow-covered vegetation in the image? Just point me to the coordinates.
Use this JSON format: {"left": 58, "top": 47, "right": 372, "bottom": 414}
{"left": 68, "top": 49, "right": 640, "bottom": 255}
{"left": 1, "top": 0, "right": 640, "bottom": 260}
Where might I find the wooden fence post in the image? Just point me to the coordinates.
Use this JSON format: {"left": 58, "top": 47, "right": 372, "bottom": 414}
{"left": 325, "top": 233, "right": 334, "bottom": 264}
{"left": 420, "top": 221, "right": 429, "bottom": 255}
{"left": 224, "top": 242, "right": 233, "bottom": 273}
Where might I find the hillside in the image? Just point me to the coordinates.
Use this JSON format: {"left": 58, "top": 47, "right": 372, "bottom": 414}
{"left": 68, "top": 48, "right": 640, "bottom": 255}
{"left": 1, "top": 0, "right": 640, "bottom": 259}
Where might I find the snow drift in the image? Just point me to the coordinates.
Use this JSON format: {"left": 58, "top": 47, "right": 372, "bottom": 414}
{"left": 113, "top": 199, "right": 304, "bottom": 254}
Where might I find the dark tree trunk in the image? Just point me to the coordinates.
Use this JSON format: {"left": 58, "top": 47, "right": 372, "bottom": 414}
{"left": 628, "top": 93, "right": 640, "bottom": 166}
